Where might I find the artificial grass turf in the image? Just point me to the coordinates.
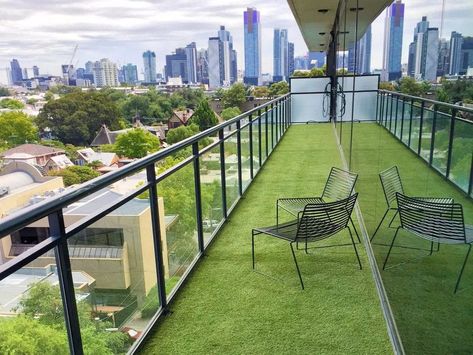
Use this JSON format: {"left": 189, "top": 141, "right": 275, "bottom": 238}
{"left": 348, "top": 123, "right": 473, "bottom": 354}
{"left": 140, "top": 124, "right": 393, "bottom": 354}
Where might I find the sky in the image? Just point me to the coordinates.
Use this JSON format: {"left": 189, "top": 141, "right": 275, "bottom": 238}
{"left": 0, "top": 0, "right": 472, "bottom": 84}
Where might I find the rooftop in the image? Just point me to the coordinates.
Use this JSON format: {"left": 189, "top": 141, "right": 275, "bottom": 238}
{"left": 1, "top": 144, "right": 64, "bottom": 158}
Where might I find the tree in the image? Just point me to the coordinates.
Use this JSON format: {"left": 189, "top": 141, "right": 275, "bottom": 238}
{"left": 379, "top": 82, "right": 395, "bottom": 91}
{"left": 222, "top": 83, "right": 246, "bottom": 109}
{"left": 292, "top": 70, "right": 309, "bottom": 77}
{"left": 269, "top": 81, "right": 289, "bottom": 97}
{"left": 189, "top": 100, "right": 218, "bottom": 131}
{"left": 114, "top": 128, "right": 160, "bottom": 158}
{"left": 309, "top": 67, "right": 325, "bottom": 77}
{"left": 252, "top": 86, "right": 270, "bottom": 98}
{"left": 220, "top": 107, "right": 241, "bottom": 121}
{"left": 49, "top": 165, "right": 100, "bottom": 186}
{"left": 36, "top": 91, "right": 121, "bottom": 145}
{"left": 397, "top": 77, "right": 430, "bottom": 97}
{"left": 0, "top": 111, "right": 38, "bottom": 146}
{"left": 0, "top": 98, "right": 25, "bottom": 109}
{"left": 166, "top": 124, "right": 200, "bottom": 145}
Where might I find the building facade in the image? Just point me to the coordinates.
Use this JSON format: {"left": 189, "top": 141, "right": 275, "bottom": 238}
{"left": 244, "top": 7, "right": 261, "bottom": 85}
{"left": 143, "top": 50, "right": 157, "bottom": 83}
{"left": 348, "top": 25, "right": 372, "bottom": 74}
{"left": 185, "top": 43, "right": 198, "bottom": 84}
{"left": 10, "top": 59, "right": 23, "bottom": 85}
{"left": 273, "top": 28, "right": 288, "bottom": 82}
{"left": 165, "top": 48, "right": 187, "bottom": 82}
{"left": 448, "top": 31, "right": 463, "bottom": 75}
{"left": 93, "top": 58, "right": 119, "bottom": 87}
{"left": 288, "top": 42, "right": 295, "bottom": 78}
{"left": 122, "top": 63, "right": 138, "bottom": 85}
{"left": 382, "top": 0, "right": 404, "bottom": 81}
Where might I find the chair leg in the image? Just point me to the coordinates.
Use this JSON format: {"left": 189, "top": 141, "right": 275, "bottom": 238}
{"left": 251, "top": 231, "right": 256, "bottom": 269}
{"left": 383, "top": 227, "right": 401, "bottom": 270}
{"left": 349, "top": 217, "right": 361, "bottom": 243}
{"left": 371, "top": 209, "right": 390, "bottom": 241}
{"left": 387, "top": 210, "right": 399, "bottom": 228}
{"left": 290, "top": 242, "right": 304, "bottom": 290}
{"left": 454, "top": 244, "right": 472, "bottom": 294}
{"left": 305, "top": 239, "right": 308, "bottom": 254}
{"left": 348, "top": 227, "right": 362, "bottom": 270}
{"left": 430, "top": 240, "right": 434, "bottom": 256}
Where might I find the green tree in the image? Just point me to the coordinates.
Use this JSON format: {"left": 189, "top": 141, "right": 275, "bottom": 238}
{"left": 36, "top": 91, "right": 122, "bottom": 145}
{"left": 166, "top": 124, "right": 200, "bottom": 145}
{"left": 379, "top": 82, "right": 395, "bottom": 91}
{"left": 222, "top": 83, "right": 246, "bottom": 109}
{"left": 115, "top": 129, "right": 160, "bottom": 158}
{"left": 49, "top": 165, "right": 100, "bottom": 186}
{"left": 0, "top": 98, "right": 25, "bottom": 109}
{"left": 220, "top": 107, "right": 241, "bottom": 121}
{"left": 190, "top": 100, "right": 218, "bottom": 131}
{"left": 293, "top": 70, "right": 309, "bottom": 77}
{"left": 0, "top": 111, "right": 38, "bottom": 146}
{"left": 252, "top": 86, "right": 270, "bottom": 98}
{"left": 398, "top": 77, "right": 430, "bottom": 97}
{"left": 309, "top": 67, "right": 326, "bottom": 77}
{"left": 269, "top": 81, "right": 289, "bottom": 96}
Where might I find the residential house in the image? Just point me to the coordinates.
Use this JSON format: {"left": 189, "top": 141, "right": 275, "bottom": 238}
{"left": 168, "top": 109, "right": 194, "bottom": 129}
{"left": 1, "top": 144, "right": 65, "bottom": 167}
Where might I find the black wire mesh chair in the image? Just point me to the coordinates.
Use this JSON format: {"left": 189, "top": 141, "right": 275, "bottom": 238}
{"left": 276, "top": 167, "right": 360, "bottom": 243}
{"left": 382, "top": 193, "right": 473, "bottom": 293}
{"left": 252, "top": 194, "right": 362, "bottom": 289}
{"left": 371, "top": 166, "right": 453, "bottom": 241}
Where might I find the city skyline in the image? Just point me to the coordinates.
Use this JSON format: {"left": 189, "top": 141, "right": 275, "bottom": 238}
{"left": 0, "top": 0, "right": 471, "bottom": 84}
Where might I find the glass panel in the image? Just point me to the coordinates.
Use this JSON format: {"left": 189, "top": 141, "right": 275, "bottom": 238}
{"left": 0, "top": 247, "right": 69, "bottom": 353}
{"left": 419, "top": 108, "right": 434, "bottom": 161}
{"left": 252, "top": 119, "right": 261, "bottom": 174}
{"left": 432, "top": 111, "right": 451, "bottom": 174}
{"left": 402, "top": 100, "right": 411, "bottom": 144}
{"left": 395, "top": 99, "right": 403, "bottom": 139}
{"left": 261, "top": 111, "right": 268, "bottom": 163}
{"left": 158, "top": 163, "right": 198, "bottom": 296}
{"left": 240, "top": 125, "right": 251, "bottom": 191}
{"left": 290, "top": 76, "right": 330, "bottom": 93}
{"left": 223, "top": 136, "right": 239, "bottom": 210}
{"left": 199, "top": 146, "right": 224, "bottom": 244}
{"left": 410, "top": 102, "right": 421, "bottom": 152}
{"left": 68, "top": 195, "right": 162, "bottom": 353}
{"left": 449, "top": 118, "right": 473, "bottom": 192}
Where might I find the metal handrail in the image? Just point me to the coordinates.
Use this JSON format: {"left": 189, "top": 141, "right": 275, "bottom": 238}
{"left": 0, "top": 94, "right": 289, "bottom": 237}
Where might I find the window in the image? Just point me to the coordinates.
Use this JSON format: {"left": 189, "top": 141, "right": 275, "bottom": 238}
{"left": 11, "top": 227, "right": 49, "bottom": 245}
{"left": 70, "top": 228, "right": 124, "bottom": 247}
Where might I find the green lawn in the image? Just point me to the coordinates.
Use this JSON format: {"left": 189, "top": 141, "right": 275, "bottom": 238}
{"left": 140, "top": 124, "right": 392, "bottom": 354}
{"left": 349, "top": 123, "right": 473, "bottom": 354}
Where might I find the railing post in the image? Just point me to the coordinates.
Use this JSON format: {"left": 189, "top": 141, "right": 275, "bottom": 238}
{"left": 418, "top": 101, "right": 425, "bottom": 155}
{"left": 249, "top": 114, "right": 254, "bottom": 179}
{"left": 50, "top": 211, "right": 84, "bottom": 355}
{"left": 408, "top": 98, "right": 414, "bottom": 147}
{"left": 429, "top": 104, "right": 438, "bottom": 166}
{"left": 192, "top": 143, "right": 204, "bottom": 253}
{"left": 146, "top": 165, "right": 168, "bottom": 311}
{"left": 236, "top": 120, "right": 243, "bottom": 196}
{"left": 257, "top": 109, "right": 262, "bottom": 168}
{"left": 218, "top": 129, "right": 227, "bottom": 219}
{"left": 264, "top": 106, "right": 269, "bottom": 159}
{"left": 445, "top": 110, "right": 457, "bottom": 178}
{"left": 400, "top": 98, "right": 405, "bottom": 141}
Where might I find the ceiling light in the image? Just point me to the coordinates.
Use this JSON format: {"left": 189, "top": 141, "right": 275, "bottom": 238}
{"left": 349, "top": 7, "right": 364, "bottom": 11}
{"left": 318, "top": 9, "right": 329, "bottom": 13}
{"left": 318, "top": 32, "right": 326, "bottom": 35}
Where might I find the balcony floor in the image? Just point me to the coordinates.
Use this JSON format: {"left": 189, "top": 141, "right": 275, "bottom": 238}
{"left": 141, "top": 124, "right": 392, "bottom": 354}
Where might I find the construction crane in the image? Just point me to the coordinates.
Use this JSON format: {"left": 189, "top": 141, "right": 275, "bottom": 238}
{"left": 64, "top": 44, "right": 78, "bottom": 85}
{"left": 440, "top": 0, "right": 446, "bottom": 38}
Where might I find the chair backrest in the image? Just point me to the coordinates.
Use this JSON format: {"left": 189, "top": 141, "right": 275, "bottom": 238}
{"left": 296, "top": 193, "right": 358, "bottom": 241}
{"left": 396, "top": 193, "right": 466, "bottom": 243}
{"left": 379, "top": 166, "right": 404, "bottom": 208}
{"left": 321, "top": 167, "right": 358, "bottom": 201}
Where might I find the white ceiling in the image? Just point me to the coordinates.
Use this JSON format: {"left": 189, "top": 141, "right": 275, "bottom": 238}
{"left": 287, "top": 0, "right": 392, "bottom": 52}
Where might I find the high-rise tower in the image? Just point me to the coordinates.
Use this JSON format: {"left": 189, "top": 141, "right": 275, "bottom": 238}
{"left": 244, "top": 7, "right": 261, "bottom": 85}
{"left": 382, "top": 0, "right": 404, "bottom": 81}
{"left": 143, "top": 50, "right": 157, "bottom": 83}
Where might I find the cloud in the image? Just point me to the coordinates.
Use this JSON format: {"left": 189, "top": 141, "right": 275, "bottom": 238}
{"left": 0, "top": 0, "right": 471, "bottom": 84}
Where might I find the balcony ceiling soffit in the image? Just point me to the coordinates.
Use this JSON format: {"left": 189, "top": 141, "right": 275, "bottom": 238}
{"left": 287, "top": 0, "right": 392, "bottom": 52}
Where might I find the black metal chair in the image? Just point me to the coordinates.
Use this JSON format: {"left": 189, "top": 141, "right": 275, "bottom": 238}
{"left": 371, "top": 166, "right": 453, "bottom": 241}
{"left": 382, "top": 193, "right": 473, "bottom": 293}
{"left": 276, "top": 167, "right": 360, "bottom": 243}
{"left": 252, "top": 194, "right": 361, "bottom": 289}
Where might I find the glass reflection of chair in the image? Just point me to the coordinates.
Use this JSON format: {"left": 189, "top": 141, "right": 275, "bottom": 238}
{"left": 276, "top": 167, "right": 361, "bottom": 244}
{"left": 371, "top": 166, "right": 453, "bottom": 241}
{"left": 251, "top": 194, "right": 362, "bottom": 290}
{"left": 382, "top": 193, "right": 473, "bottom": 293}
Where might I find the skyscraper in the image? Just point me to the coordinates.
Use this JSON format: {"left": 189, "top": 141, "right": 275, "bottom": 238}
{"left": 288, "top": 42, "right": 295, "bottom": 78}
{"left": 273, "top": 28, "right": 288, "bottom": 82}
{"left": 32, "top": 66, "right": 39, "bottom": 77}
{"left": 122, "top": 64, "right": 138, "bottom": 84}
{"left": 348, "top": 25, "right": 372, "bottom": 74}
{"left": 408, "top": 16, "right": 428, "bottom": 78}
{"left": 93, "top": 58, "right": 119, "bottom": 87}
{"left": 308, "top": 52, "right": 325, "bottom": 69}
{"left": 143, "top": 50, "right": 157, "bottom": 83}
{"left": 437, "top": 39, "right": 450, "bottom": 77}
{"left": 10, "top": 59, "right": 23, "bottom": 85}
{"left": 409, "top": 16, "right": 439, "bottom": 81}
{"left": 449, "top": 31, "right": 463, "bottom": 75}
{"left": 207, "top": 26, "right": 237, "bottom": 89}
{"left": 460, "top": 37, "right": 473, "bottom": 74}
{"left": 244, "top": 7, "right": 261, "bottom": 85}
{"left": 165, "top": 48, "right": 187, "bottom": 82}
{"left": 185, "top": 42, "right": 198, "bottom": 84}
{"left": 382, "top": 0, "right": 404, "bottom": 81}
{"left": 197, "top": 49, "right": 209, "bottom": 84}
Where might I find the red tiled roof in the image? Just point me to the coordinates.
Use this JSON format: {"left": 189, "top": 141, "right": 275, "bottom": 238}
{"left": 1, "top": 144, "right": 64, "bottom": 158}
